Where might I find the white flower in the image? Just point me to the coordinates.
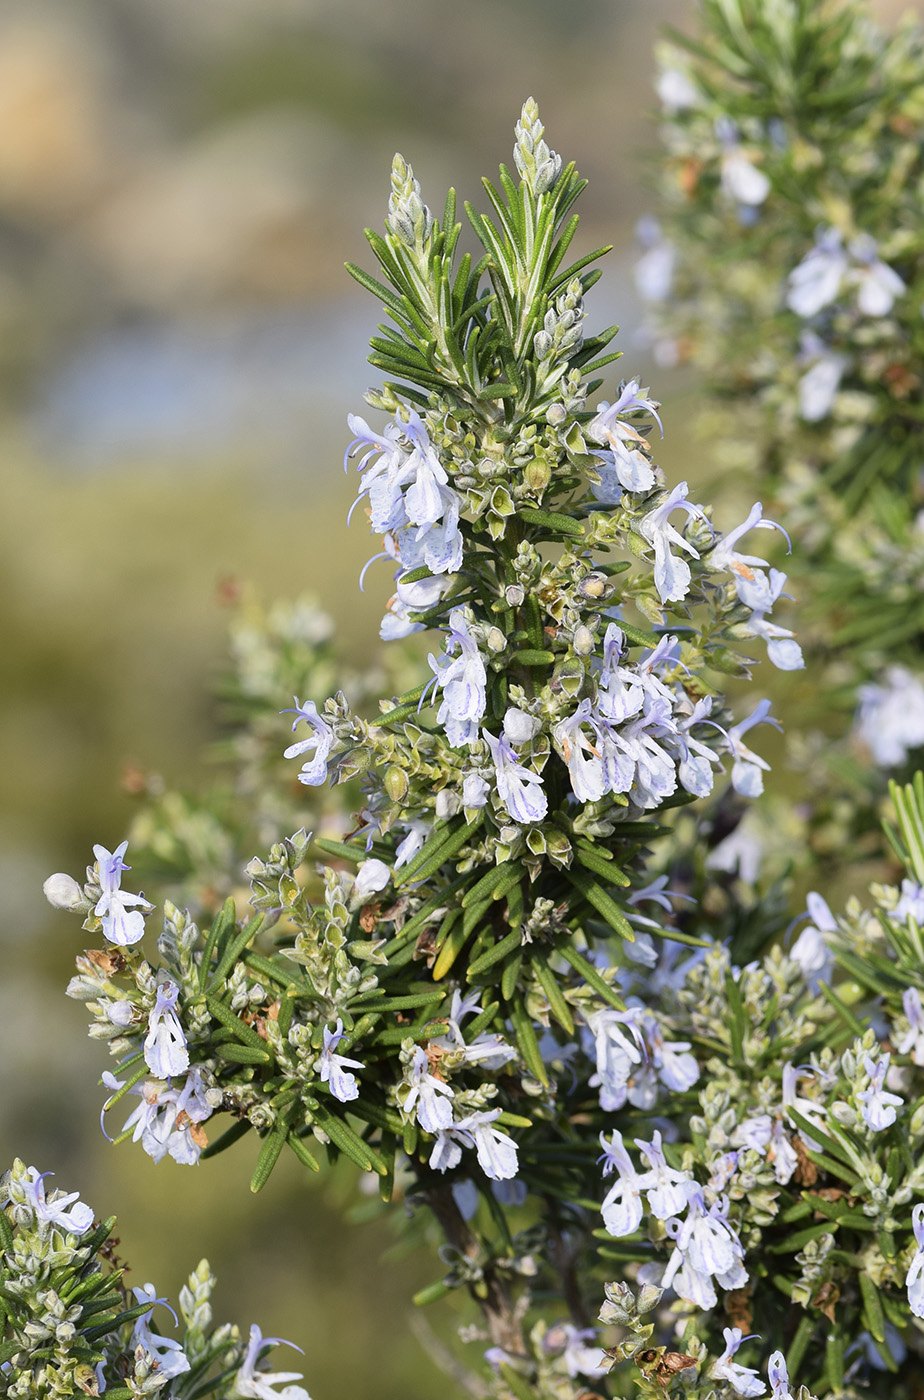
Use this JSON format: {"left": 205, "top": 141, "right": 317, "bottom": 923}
{"left": 655, "top": 67, "right": 698, "bottom": 111}
{"left": 235, "top": 1323, "right": 311, "bottom": 1399}
{"left": 786, "top": 227, "right": 848, "bottom": 317}
{"left": 318, "top": 1019, "right": 364, "bottom": 1103}
{"left": 635, "top": 1131, "right": 695, "bottom": 1220}
{"left": 906, "top": 1203, "right": 924, "bottom": 1318}
{"left": 353, "top": 858, "right": 391, "bottom": 900}
{"left": 634, "top": 217, "right": 675, "bottom": 303}
{"left": 662, "top": 1190, "right": 747, "bottom": 1311}
{"left": 429, "top": 608, "right": 487, "bottom": 748}
{"left": 456, "top": 1110, "right": 519, "bottom": 1180}
{"left": 20, "top": 1167, "right": 94, "bottom": 1234}
{"left": 429, "top": 1109, "right": 519, "bottom": 1180}
{"left": 856, "top": 666, "right": 924, "bottom": 767}
{"left": 403, "top": 1046, "right": 453, "bottom": 1133}
{"left": 797, "top": 333, "right": 847, "bottom": 421}
{"left": 545, "top": 1323, "right": 608, "bottom": 1379}
{"left": 639, "top": 482, "right": 706, "bottom": 603}
{"left": 131, "top": 1284, "right": 190, "bottom": 1381}
{"left": 599, "top": 1130, "right": 646, "bottom": 1237}
{"left": 93, "top": 841, "right": 151, "bottom": 946}
{"left": 856, "top": 1053, "right": 903, "bottom": 1131}
{"left": 283, "top": 698, "right": 335, "bottom": 786}
{"left": 483, "top": 723, "right": 548, "bottom": 825}
{"left": 725, "top": 699, "right": 779, "bottom": 797}
{"left": 712, "top": 1328, "right": 767, "bottom": 1398}
{"left": 721, "top": 151, "right": 771, "bottom": 206}
{"left": 554, "top": 701, "right": 606, "bottom": 803}
{"left": 586, "top": 1007, "right": 643, "bottom": 1112}
{"left": 847, "top": 234, "right": 905, "bottom": 316}
{"left": 143, "top": 981, "right": 189, "bottom": 1079}
{"left": 897, "top": 987, "right": 924, "bottom": 1065}
{"left": 767, "top": 1351, "right": 793, "bottom": 1400}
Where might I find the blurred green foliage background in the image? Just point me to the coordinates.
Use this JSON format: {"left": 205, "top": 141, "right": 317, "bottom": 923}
{"left": 0, "top": 1, "right": 905, "bottom": 1396}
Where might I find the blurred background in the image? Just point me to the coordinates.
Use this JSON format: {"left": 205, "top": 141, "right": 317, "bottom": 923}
{"left": 0, "top": 1, "right": 910, "bottom": 1396}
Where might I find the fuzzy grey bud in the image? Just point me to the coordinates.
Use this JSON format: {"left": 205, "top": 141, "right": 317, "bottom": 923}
{"left": 43, "top": 873, "right": 85, "bottom": 911}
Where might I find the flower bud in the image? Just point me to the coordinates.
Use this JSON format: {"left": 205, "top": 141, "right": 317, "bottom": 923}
{"left": 436, "top": 789, "right": 462, "bottom": 819}
{"left": 573, "top": 624, "right": 594, "bottom": 655}
{"left": 353, "top": 859, "right": 391, "bottom": 900}
{"left": 384, "top": 765, "right": 409, "bottom": 803}
{"left": 636, "top": 1284, "right": 663, "bottom": 1314}
{"left": 487, "top": 627, "right": 506, "bottom": 654}
{"left": 524, "top": 458, "right": 552, "bottom": 492}
{"left": 503, "top": 708, "right": 541, "bottom": 743}
{"left": 43, "top": 873, "right": 84, "bottom": 911}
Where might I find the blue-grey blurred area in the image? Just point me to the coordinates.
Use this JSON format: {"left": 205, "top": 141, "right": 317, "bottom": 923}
{"left": 2, "top": 0, "right": 880, "bottom": 1394}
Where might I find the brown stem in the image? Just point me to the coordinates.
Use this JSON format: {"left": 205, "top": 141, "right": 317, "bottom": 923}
{"left": 426, "top": 1179, "right": 526, "bottom": 1356}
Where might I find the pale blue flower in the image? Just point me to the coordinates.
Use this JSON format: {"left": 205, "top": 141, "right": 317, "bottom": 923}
{"left": 786, "top": 227, "right": 848, "bottom": 317}
{"left": 737, "top": 569, "right": 804, "bottom": 671}
{"left": 856, "top": 1053, "right": 902, "bottom": 1131}
{"left": 283, "top": 698, "right": 335, "bottom": 786}
{"left": 847, "top": 234, "right": 905, "bottom": 316}
{"left": 797, "top": 332, "right": 847, "bottom": 421}
{"left": 895, "top": 878, "right": 924, "bottom": 924}
{"left": 906, "top": 1203, "right": 924, "bottom": 1318}
{"left": 345, "top": 414, "right": 412, "bottom": 534}
{"left": 554, "top": 701, "right": 606, "bottom": 803}
{"left": 101, "top": 1067, "right": 212, "bottom": 1166}
{"left": 394, "top": 820, "right": 431, "bottom": 869}
{"left": 483, "top": 723, "right": 548, "bottom": 824}
{"left": 781, "top": 1063, "right": 827, "bottom": 1150}
{"left": 655, "top": 67, "right": 698, "bottom": 112}
{"left": 856, "top": 666, "right": 924, "bottom": 767}
{"left": 708, "top": 502, "right": 788, "bottom": 579}
{"left": 790, "top": 892, "right": 835, "bottom": 987}
{"left": 662, "top": 1189, "right": 747, "bottom": 1311}
{"left": 641, "top": 1015, "right": 699, "bottom": 1094}
{"left": 455, "top": 1110, "right": 519, "bottom": 1180}
{"left": 639, "top": 482, "right": 706, "bottom": 603}
{"left": 587, "top": 1007, "right": 643, "bottom": 1112}
{"left": 635, "top": 1131, "right": 695, "bottom": 1219}
{"left": 716, "top": 120, "right": 770, "bottom": 207}
{"left": 634, "top": 217, "right": 675, "bottom": 302}
{"left": 319, "top": 1019, "right": 363, "bottom": 1103}
{"left": 93, "top": 840, "right": 149, "bottom": 946}
{"left": 725, "top": 699, "right": 779, "bottom": 797}
{"left": 21, "top": 1167, "right": 94, "bottom": 1235}
{"left": 131, "top": 1283, "right": 191, "bottom": 1380}
{"left": 462, "top": 771, "right": 489, "bottom": 809}
{"left": 897, "top": 987, "right": 924, "bottom": 1065}
{"left": 544, "top": 1323, "right": 608, "bottom": 1379}
{"left": 391, "top": 488, "right": 463, "bottom": 576}
{"left": 429, "top": 1109, "right": 519, "bottom": 1180}
{"left": 404, "top": 1045, "right": 453, "bottom": 1133}
{"left": 380, "top": 571, "right": 450, "bottom": 640}
{"left": 143, "top": 980, "right": 189, "bottom": 1080}
{"left": 236, "top": 1323, "right": 311, "bottom": 1399}
{"left": 767, "top": 1352, "right": 793, "bottom": 1400}
{"left": 713, "top": 1328, "right": 766, "bottom": 1398}
{"left": 429, "top": 608, "right": 487, "bottom": 747}
{"left": 433, "top": 991, "right": 516, "bottom": 1069}
{"left": 598, "top": 1129, "right": 646, "bottom": 1237}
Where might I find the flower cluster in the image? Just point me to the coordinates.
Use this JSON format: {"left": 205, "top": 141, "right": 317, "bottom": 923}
{"left": 41, "top": 97, "right": 924, "bottom": 1400}
{"left": 0, "top": 1158, "right": 310, "bottom": 1399}
{"left": 637, "top": 0, "right": 924, "bottom": 895}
